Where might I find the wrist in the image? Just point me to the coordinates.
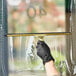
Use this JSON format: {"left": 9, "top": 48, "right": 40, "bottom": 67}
{"left": 43, "top": 55, "right": 55, "bottom": 65}
{"left": 45, "top": 60, "right": 54, "bottom": 67}
{"left": 45, "top": 60, "right": 60, "bottom": 76}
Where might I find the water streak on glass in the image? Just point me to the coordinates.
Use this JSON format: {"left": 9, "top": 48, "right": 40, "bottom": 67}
{"left": 8, "top": 37, "right": 15, "bottom": 71}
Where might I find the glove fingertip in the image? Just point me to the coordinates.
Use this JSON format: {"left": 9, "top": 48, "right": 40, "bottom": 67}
{"left": 37, "top": 40, "right": 45, "bottom": 45}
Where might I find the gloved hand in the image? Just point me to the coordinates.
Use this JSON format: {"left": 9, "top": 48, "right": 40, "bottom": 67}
{"left": 36, "top": 40, "right": 54, "bottom": 65}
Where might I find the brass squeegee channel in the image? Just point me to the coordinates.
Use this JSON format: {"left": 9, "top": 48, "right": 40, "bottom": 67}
{"left": 6, "top": 32, "right": 71, "bottom": 37}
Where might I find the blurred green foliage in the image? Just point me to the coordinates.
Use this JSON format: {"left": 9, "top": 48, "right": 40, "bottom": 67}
{"left": 54, "top": 0, "right": 65, "bottom": 6}
{"left": 52, "top": 50, "right": 66, "bottom": 74}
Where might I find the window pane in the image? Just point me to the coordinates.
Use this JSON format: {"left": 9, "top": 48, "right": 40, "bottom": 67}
{"left": 7, "top": 0, "right": 65, "bottom": 33}
{"left": 8, "top": 36, "right": 67, "bottom": 76}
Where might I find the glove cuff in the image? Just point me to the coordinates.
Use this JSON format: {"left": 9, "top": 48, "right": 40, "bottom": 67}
{"left": 43, "top": 55, "right": 55, "bottom": 65}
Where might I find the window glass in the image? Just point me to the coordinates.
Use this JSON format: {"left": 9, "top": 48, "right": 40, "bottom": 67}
{"left": 7, "top": 0, "right": 65, "bottom": 33}
{"left": 7, "top": 0, "right": 67, "bottom": 76}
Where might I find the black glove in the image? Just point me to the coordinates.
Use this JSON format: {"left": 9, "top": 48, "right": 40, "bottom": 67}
{"left": 36, "top": 40, "right": 54, "bottom": 65}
